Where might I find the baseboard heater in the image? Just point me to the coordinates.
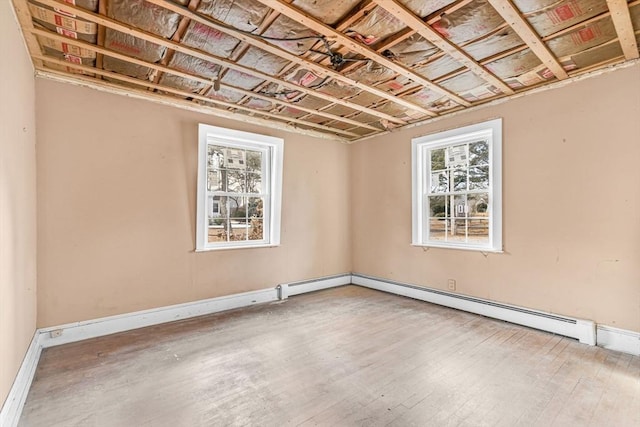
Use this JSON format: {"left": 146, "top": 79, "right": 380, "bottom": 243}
{"left": 278, "top": 273, "right": 352, "bottom": 299}
{"left": 351, "top": 273, "right": 596, "bottom": 345}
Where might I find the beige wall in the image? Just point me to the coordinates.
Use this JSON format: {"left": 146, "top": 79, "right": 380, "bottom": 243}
{"left": 36, "top": 79, "right": 351, "bottom": 327}
{"left": 0, "top": 3, "right": 38, "bottom": 408}
{"left": 351, "top": 64, "right": 640, "bottom": 332}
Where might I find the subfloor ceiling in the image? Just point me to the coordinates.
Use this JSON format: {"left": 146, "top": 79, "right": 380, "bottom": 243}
{"left": 12, "top": 0, "right": 640, "bottom": 141}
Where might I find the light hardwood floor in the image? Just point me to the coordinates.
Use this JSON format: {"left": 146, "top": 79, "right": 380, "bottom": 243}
{"left": 20, "top": 286, "right": 640, "bottom": 426}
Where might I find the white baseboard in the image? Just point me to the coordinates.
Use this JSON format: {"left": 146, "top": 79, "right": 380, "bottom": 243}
{"left": 0, "top": 333, "right": 42, "bottom": 427}
{"left": 596, "top": 325, "right": 640, "bottom": 356}
{"left": 38, "top": 287, "right": 280, "bottom": 348}
{"left": 278, "top": 274, "right": 352, "bottom": 299}
{"left": 352, "top": 273, "right": 596, "bottom": 345}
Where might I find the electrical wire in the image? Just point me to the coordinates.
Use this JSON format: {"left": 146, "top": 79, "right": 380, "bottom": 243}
{"left": 196, "top": 12, "right": 371, "bottom": 70}
{"left": 257, "top": 76, "right": 332, "bottom": 97}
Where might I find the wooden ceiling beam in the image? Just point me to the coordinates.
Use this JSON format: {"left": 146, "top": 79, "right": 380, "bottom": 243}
{"left": 35, "top": 55, "right": 361, "bottom": 137}
{"left": 34, "top": 0, "right": 406, "bottom": 125}
{"left": 151, "top": 0, "right": 200, "bottom": 86}
{"left": 10, "top": 0, "right": 44, "bottom": 67}
{"left": 30, "top": 28, "right": 379, "bottom": 132}
{"left": 372, "top": 0, "right": 514, "bottom": 95}
{"left": 145, "top": 0, "right": 435, "bottom": 117}
{"left": 254, "top": 0, "right": 471, "bottom": 106}
{"left": 37, "top": 67, "right": 352, "bottom": 141}
{"left": 488, "top": 0, "right": 568, "bottom": 80}
{"left": 605, "top": 0, "right": 640, "bottom": 60}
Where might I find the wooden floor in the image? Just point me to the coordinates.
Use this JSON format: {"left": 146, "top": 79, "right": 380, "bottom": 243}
{"left": 20, "top": 286, "right": 640, "bottom": 426}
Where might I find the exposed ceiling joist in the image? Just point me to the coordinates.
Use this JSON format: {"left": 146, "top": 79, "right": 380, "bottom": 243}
{"left": 37, "top": 67, "right": 348, "bottom": 142}
{"left": 29, "top": 28, "right": 379, "bottom": 132}
{"left": 38, "top": 0, "right": 405, "bottom": 126}
{"left": 372, "top": 0, "right": 515, "bottom": 95}
{"left": 606, "top": 0, "right": 640, "bottom": 60}
{"left": 487, "top": 0, "right": 569, "bottom": 80}
{"left": 254, "top": 0, "right": 472, "bottom": 107}
{"left": 9, "top": 0, "right": 43, "bottom": 67}
{"left": 37, "top": 54, "right": 362, "bottom": 137}
{"left": 13, "top": 0, "right": 640, "bottom": 142}
{"left": 146, "top": 0, "right": 436, "bottom": 118}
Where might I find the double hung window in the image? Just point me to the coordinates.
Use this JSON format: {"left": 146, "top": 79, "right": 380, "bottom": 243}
{"left": 412, "top": 119, "right": 502, "bottom": 252}
{"left": 196, "top": 124, "right": 283, "bottom": 251}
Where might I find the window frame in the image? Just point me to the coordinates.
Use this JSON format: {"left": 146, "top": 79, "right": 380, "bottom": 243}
{"left": 411, "top": 118, "right": 503, "bottom": 252}
{"left": 196, "top": 124, "right": 283, "bottom": 252}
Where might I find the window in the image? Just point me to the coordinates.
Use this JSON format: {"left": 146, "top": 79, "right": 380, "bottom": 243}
{"left": 196, "top": 124, "right": 283, "bottom": 251}
{"left": 412, "top": 118, "right": 502, "bottom": 252}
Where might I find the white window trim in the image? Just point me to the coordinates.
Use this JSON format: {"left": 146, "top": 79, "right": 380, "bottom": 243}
{"left": 411, "top": 118, "right": 503, "bottom": 252}
{"left": 196, "top": 124, "right": 283, "bottom": 252}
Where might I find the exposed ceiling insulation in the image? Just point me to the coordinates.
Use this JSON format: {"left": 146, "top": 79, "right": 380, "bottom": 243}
{"left": 12, "top": 0, "right": 640, "bottom": 141}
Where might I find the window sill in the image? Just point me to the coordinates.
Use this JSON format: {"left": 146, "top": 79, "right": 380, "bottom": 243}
{"left": 411, "top": 243, "right": 504, "bottom": 254}
{"left": 195, "top": 243, "right": 280, "bottom": 252}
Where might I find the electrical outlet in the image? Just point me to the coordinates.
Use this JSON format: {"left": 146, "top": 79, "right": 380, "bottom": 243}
{"left": 447, "top": 279, "right": 456, "bottom": 291}
{"left": 49, "top": 329, "right": 63, "bottom": 338}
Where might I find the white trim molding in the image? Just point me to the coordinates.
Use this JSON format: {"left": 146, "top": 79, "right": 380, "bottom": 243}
{"left": 596, "top": 325, "right": 640, "bottom": 356}
{"left": 352, "top": 273, "right": 596, "bottom": 345}
{"left": 38, "top": 288, "right": 279, "bottom": 348}
{"left": 278, "top": 274, "right": 352, "bottom": 299}
{"left": 0, "top": 334, "right": 42, "bottom": 427}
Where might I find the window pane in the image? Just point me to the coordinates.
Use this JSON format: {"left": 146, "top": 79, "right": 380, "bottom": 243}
{"left": 208, "top": 195, "right": 222, "bottom": 223}
{"left": 228, "top": 197, "right": 247, "bottom": 222}
{"left": 429, "top": 195, "right": 447, "bottom": 218}
{"left": 469, "top": 165, "right": 489, "bottom": 190}
{"left": 208, "top": 218, "right": 229, "bottom": 243}
{"left": 248, "top": 197, "right": 264, "bottom": 240}
{"left": 230, "top": 221, "right": 247, "bottom": 241}
{"left": 468, "top": 193, "right": 489, "bottom": 217}
{"left": 430, "top": 170, "right": 448, "bottom": 193}
{"left": 468, "top": 219, "right": 489, "bottom": 244}
{"left": 226, "top": 170, "right": 246, "bottom": 193}
{"left": 207, "top": 170, "right": 222, "bottom": 192}
{"left": 249, "top": 220, "right": 263, "bottom": 241}
{"left": 208, "top": 145, "right": 224, "bottom": 169}
{"left": 248, "top": 197, "right": 264, "bottom": 219}
{"left": 451, "top": 219, "right": 467, "bottom": 241}
{"left": 446, "top": 144, "right": 467, "bottom": 168}
{"left": 452, "top": 168, "right": 467, "bottom": 191}
{"left": 429, "top": 218, "right": 447, "bottom": 241}
{"left": 430, "top": 148, "right": 445, "bottom": 171}
{"left": 453, "top": 194, "right": 467, "bottom": 218}
{"left": 246, "top": 150, "right": 262, "bottom": 173}
{"left": 224, "top": 148, "right": 247, "bottom": 170}
{"left": 247, "top": 172, "right": 262, "bottom": 194}
{"left": 469, "top": 140, "right": 489, "bottom": 166}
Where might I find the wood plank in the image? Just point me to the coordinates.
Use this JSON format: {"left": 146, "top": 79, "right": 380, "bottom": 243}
{"left": 36, "top": 55, "right": 361, "bottom": 137}
{"left": 606, "top": 0, "right": 640, "bottom": 60}
{"left": 18, "top": 286, "right": 640, "bottom": 426}
{"left": 151, "top": 0, "right": 200, "bottom": 86}
{"left": 36, "top": 67, "right": 352, "bottom": 142}
{"left": 96, "top": 0, "right": 106, "bottom": 74}
{"left": 34, "top": 0, "right": 407, "bottom": 125}
{"left": 29, "top": 28, "right": 379, "bottom": 132}
{"left": 372, "top": 0, "right": 514, "bottom": 95}
{"left": 488, "top": 0, "right": 568, "bottom": 80}
{"left": 10, "top": 0, "right": 44, "bottom": 68}
{"left": 255, "top": 0, "right": 472, "bottom": 106}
